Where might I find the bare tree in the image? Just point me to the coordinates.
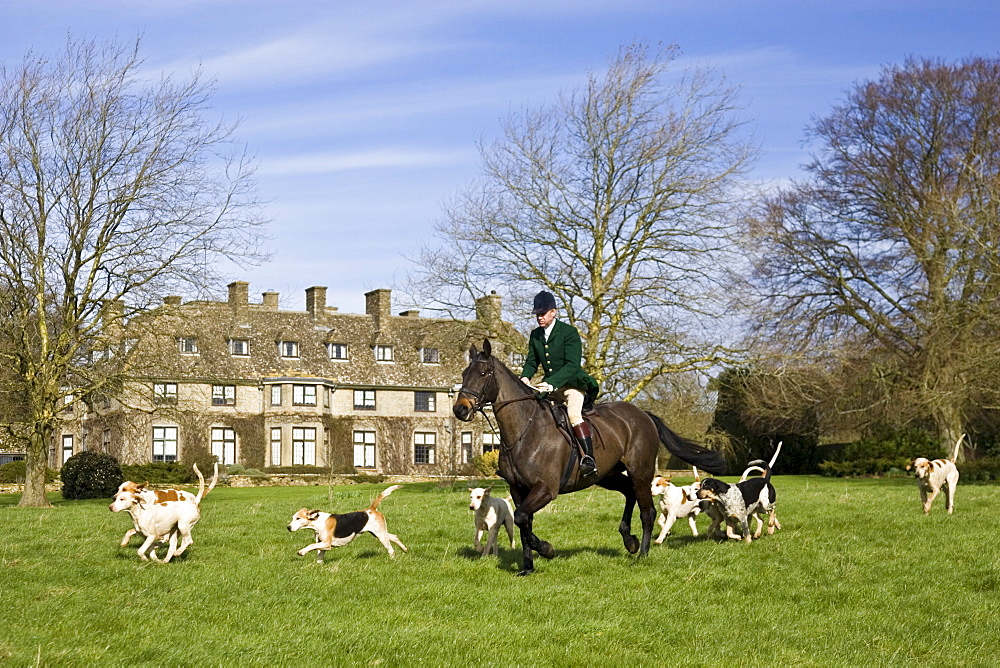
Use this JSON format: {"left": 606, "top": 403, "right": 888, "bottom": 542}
{"left": 744, "top": 57, "right": 1000, "bottom": 452}
{"left": 408, "top": 44, "right": 756, "bottom": 400}
{"left": 0, "top": 37, "right": 267, "bottom": 506}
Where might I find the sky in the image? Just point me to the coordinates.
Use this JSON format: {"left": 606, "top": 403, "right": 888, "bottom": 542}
{"left": 3, "top": 0, "right": 999, "bottom": 318}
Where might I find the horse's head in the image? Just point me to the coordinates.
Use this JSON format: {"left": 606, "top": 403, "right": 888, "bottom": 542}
{"left": 453, "top": 339, "right": 499, "bottom": 421}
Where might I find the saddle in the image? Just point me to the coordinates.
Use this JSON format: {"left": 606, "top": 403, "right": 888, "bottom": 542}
{"left": 543, "top": 399, "right": 597, "bottom": 492}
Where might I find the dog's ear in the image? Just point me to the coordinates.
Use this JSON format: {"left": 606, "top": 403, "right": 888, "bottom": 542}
{"left": 306, "top": 510, "right": 321, "bottom": 520}
{"left": 485, "top": 484, "right": 494, "bottom": 494}
{"left": 139, "top": 482, "right": 148, "bottom": 490}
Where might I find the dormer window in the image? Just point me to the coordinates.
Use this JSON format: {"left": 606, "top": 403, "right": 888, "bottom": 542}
{"left": 228, "top": 338, "right": 250, "bottom": 356}
{"left": 420, "top": 347, "right": 440, "bottom": 364}
{"left": 374, "top": 345, "right": 393, "bottom": 362}
{"left": 278, "top": 340, "right": 299, "bottom": 358}
{"left": 326, "top": 342, "right": 348, "bottom": 360}
{"left": 178, "top": 337, "right": 199, "bottom": 354}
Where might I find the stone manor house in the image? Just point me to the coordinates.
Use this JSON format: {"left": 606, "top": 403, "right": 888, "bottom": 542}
{"left": 48, "top": 282, "right": 523, "bottom": 475}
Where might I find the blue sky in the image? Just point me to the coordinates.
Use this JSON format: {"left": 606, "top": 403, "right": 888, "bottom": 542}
{"left": 4, "top": 1, "right": 998, "bottom": 317}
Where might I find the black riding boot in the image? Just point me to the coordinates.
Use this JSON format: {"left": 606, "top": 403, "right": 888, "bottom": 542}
{"left": 572, "top": 422, "right": 598, "bottom": 478}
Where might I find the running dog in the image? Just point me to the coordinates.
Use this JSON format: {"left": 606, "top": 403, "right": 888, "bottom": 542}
{"left": 109, "top": 462, "right": 218, "bottom": 562}
{"left": 651, "top": 471, "right": 703, "bottom": 542}
{"left": 114, "top": 481, "right": 200, "bottom": 547}
{"left": 287, "top": 484, "right": 408, "bottom": 562}
{"left": 908, "top": 435, "right": 963, "bottom": 514}
{"left": 697, "top": 458, "right": 780, "bottom": 544}
{"left": 469, "top": 485, "right": 516, "bottom": 556}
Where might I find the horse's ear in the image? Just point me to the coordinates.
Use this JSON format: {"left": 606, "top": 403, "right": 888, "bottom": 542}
{"left": 468, "top": 343, "right": 479, "bottom": 358}
{"left": 483, "top": 338, "right": 492, "bottom": 356}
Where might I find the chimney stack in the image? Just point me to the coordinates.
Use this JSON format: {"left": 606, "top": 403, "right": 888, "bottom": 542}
{"left": 228, "top": 281, "right": 249, "bottom": 307}
{"left": 262, "top": 291, "right": 279, "bottom": 310}
{"left": 365, "top": 288, "right": 392, "bottom": 333}
{"left": 305, "top": 286, "right": 327, "bottom": 319}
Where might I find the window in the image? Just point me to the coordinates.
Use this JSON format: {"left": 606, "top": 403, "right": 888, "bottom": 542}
{"left": 292, "top": 427, "right": 316, "bottom": 466}
{"left": 414, "top": 391, "right": 436, "bottom": 412}
{"left": 211, "top": 427, "right": 236, "bottom": 465}
{"left": 354, "top": 389, "right": 376, "bottom": 410}
{"left": 152, "top": 426, "right": 178, "bottom": 462}
{"left": 293, "top": 384, "right": 317, "bottom": 406}
{"left": 510, "top": 351, "right": 525, "bottom": 367}
{"left": 212, "top": 385, "right": 236, "bottom": 406}
{"left": 270, "top": 427, "right": 282, "bottom": 466}
{"left": 62, "top": 435, "right": 74, "bottom": 464}
{"left": 278, "top": 340, "right": 299, "bottom": 358}
{"left": 178, "top": 337, "right": 199, "bottom": 354}
{"left": 353, "top": 430, "right": 376, "bottom": 468}
{"left": 483, "top": 431, "right": 500, "bottom": 454}
{"left": 374, "top": 345, "right": 393, "bottom": 362}
{"left": 414, "top": 432, "right": 436, "bottom": 465}
{"left": 326, "top": 343, "right": 348, "bottom": 360}
{"left": 421, "top": 347, "right": 440, "bottom": 364}
{"left": 270, "top": 385, "right": 282, "bottom": 406}
{"left": 62, "top": 393, "right": 74, "bottom": 413}
{"left": 228, "top": 338, "right": 250, "bottom": 356}
{"left": 461, "top": 431, "right": 474, "bottom": 464}
{"left": 153, "top": 383, "right": 178, "bottom": 404}
{"left": 102, "top": 429, "right": 111, "bottom": 450}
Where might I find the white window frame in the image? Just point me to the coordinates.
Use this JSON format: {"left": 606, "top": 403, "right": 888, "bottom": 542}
{"left": 211, "top": 427, "right": 237, "bottom": 465}
{"left": 153, "top": 382, "right": 178, "bottom": 403}
{"left": 374, "top": 344, "right": 393, "bottom": 362}
{"left": 178, "top": 337, "right": 199, "bottom": 354}
{"left": 278, "top": 340, "right": 299, "bottom": 358}
{"left": 461, "top": 431, "right": 474, "bottom": 464}
{"left": 414, "top": 391, "right": 436, "bottom": 412}
{"left": 270, "top": 427, "right": 282, "bottom": 466}
{"left": 270, "top": 385, "right": 282, "bottom": 406}
{"left": 483, "top": 431, "right": 500, "bottom": 454}
{"left": 326, "top": 342, "right": 348, "bottom": 360}
{"left": 212, "top": 384, "right": 236, "bottom": 406}
{"left": 414, "top": 431, "right": 436, "bottom": 465}
{"left": 62, "top": 434, "right": 74, "bottom": 464}
{"left": 420, "top": 347, "right": 440, "bottom": 364}
{"left": 228, "top": 338, "right": 250, "bottom": 356}
{"left": 354, "top": 389, "right": 376, "bottom": 410}
{"left": 292, "top": 427, "right": 316, "bottom": 466}
{"left": 353, "top": 430, "right": 376, "bottom": 468}
{"left": 292, "top": 384, "right": 317, "bottom": 406}
{"left": 152, "top": 426, "right": 178, "bottom": 462}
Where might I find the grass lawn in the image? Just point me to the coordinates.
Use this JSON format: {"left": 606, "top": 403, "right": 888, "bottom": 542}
{"left": 1, "top": 475, "right": 998, "bottom": 666}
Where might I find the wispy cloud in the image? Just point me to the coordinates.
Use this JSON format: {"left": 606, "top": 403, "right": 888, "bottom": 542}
{"left": 260, "top": 148, "right": 472, "bottom": 176}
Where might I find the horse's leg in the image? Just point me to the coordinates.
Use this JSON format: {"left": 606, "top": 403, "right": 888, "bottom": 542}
{"left": 598, "top": 473, "right": 641, "bottom": 554}
{"left": 512, "top": 482, "right": 555, "bottom": 576}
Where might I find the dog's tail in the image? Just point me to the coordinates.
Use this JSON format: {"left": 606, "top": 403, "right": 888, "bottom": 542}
{"left": 746, "top": 459, "right": 771, "bottom": 483}
{"left": 369, "top": 484, "right": 402, "bottom": 511}
{"left": 768, "top": 441, "right": 782, "bottom": 468}
{"left": 192, "top": 462, "right": 220, "bottom": 505}
{"left": 691, "top": 466, "right": 700, "bottom": 482}
{"left": 646, "top": 412, "right": 726, "bottom": 475}
{"left": 949, "top": 434, "right": 965, "bottom": 462}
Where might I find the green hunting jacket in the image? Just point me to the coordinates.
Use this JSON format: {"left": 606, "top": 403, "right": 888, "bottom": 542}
{"left": 521, "top": 319, "right": 599, "bottom": 401}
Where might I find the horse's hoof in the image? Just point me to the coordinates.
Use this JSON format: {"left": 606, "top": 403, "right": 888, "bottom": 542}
{"left": 516, "top": 569, "right": 534, "bottom": 576}
{"left": 624, "top": 535, "right": 640, "bottom": 554}
{"left": 537, "top": 542, "right": 555, "bottom": 559}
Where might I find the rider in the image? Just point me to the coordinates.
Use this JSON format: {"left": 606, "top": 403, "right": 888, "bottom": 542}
{"left": 520, "top": 290, "right": 600, "bottom": 478}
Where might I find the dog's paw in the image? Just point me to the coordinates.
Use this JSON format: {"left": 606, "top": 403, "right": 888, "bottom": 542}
{"left": 297, "top": 548, "right": 308, "bottom": 557}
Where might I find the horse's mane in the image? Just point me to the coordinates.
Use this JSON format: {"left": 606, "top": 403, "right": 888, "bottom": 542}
{"left": 484, "top": 351, "right": 534, "bottom": 397}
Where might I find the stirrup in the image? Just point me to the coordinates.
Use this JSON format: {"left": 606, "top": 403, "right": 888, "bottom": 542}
{"left": 579, "top": 455, "right": 598, "bottom": 477}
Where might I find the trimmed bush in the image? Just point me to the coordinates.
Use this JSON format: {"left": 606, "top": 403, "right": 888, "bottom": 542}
{"left": 957, "top": 457, "right": 1000, "bottom": 482}
{"left": 473, "top": 450, "right": 500, "bottom": 477}
{"left": 120, "top": 462, "right": 199, "bottom": 485}
{"left": 61, "top": 452, "right": 123, "bottom": 499}
{"left": 0, "top": 461, "right": 59, "bottom": 484}
{"left": 264, "top": 466, "right": 333, "bottom": 475}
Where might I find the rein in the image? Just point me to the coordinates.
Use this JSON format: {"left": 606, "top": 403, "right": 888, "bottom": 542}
{"left": 459, "top": 356, "right": 543, "bottom": 455}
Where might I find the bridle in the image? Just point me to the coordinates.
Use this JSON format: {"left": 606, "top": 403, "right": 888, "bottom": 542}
{"left": 457, "top": 354, "right": 541, "bottom": 454}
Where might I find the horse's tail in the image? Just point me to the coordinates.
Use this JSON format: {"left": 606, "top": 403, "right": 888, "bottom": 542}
{"left": 646, "top": 412, "right": 726, "bottom": 475}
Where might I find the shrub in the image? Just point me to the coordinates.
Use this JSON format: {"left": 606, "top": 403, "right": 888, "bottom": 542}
{"left": 120, "top": 462, "right": 199, "bottom": 485}
{"left": 61, "top": 452, "right": 123, "bottom": 499}
{"left": 225, "top": 463, "right": 246, "bottom": 476}
{"left": 0, "top": 461, "right": 59, "bottom": 484}
{"left": 264, "top": 466, "right": 332, "bottom": 475}
{"left": 473, "top": 450, "right": 500, "bottom": 478}
{"left": 242, "top": 468, "right": 265, "bottom": 477}
{"left": 957, "top": 457, "right": 1000, "bottom": 482}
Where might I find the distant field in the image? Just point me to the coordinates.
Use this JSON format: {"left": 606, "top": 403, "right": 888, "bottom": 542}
{"left": 2, "top": 476, "right": 998, "bottom": 666}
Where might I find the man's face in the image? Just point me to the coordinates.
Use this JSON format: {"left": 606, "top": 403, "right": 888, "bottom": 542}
{"left": 536, "top": 308, "right": 556, "bottom": 328}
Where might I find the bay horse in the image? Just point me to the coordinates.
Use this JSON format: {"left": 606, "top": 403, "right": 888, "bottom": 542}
{"left": 453, "top": 339, "right": 726, "bottom": 575}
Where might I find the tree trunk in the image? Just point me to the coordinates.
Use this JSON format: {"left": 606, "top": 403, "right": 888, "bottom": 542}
{"left": 17, "top": 427, "right": 55, "bottom": 508}
{"left": 935, "top": 403, "right": 966, "bottom": 463}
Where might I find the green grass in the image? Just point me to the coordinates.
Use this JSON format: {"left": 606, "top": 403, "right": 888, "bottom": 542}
{"left": 2, "top": 476, "right": 999, "bottom": 666}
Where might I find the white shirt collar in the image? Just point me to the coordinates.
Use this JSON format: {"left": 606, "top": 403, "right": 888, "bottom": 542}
{"left": 543, "top": 319, "right": 556, "bottom": 341}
